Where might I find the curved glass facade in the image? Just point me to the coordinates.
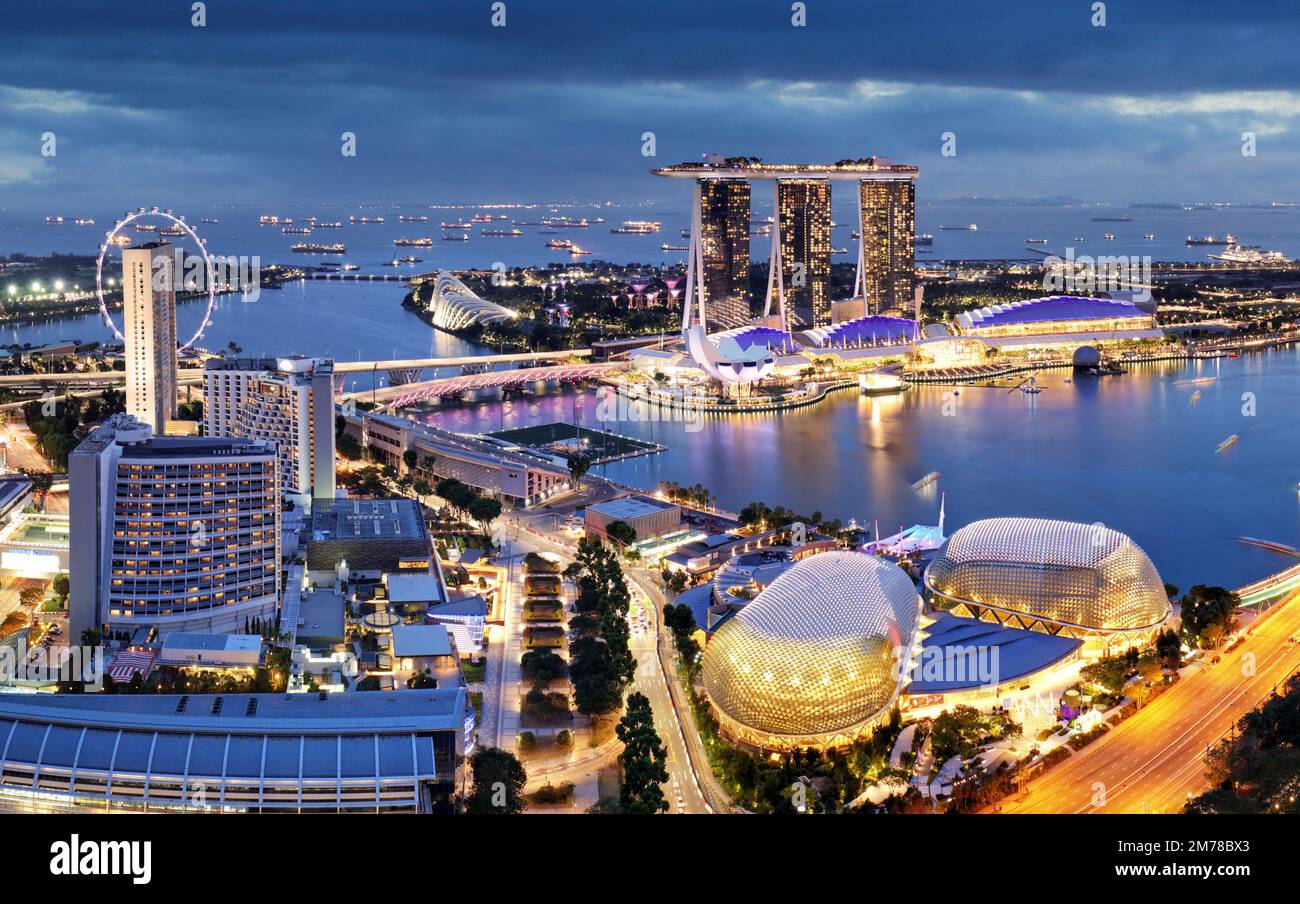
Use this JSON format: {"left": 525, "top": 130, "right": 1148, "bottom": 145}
{"left": 426, "top": 272, "right": 518, "bottom": 331}
{"left": 701, "top": 551, "right": 922, "bottom": 750}
{"left": 923, "top": 517, "right": 1171, "bottom": 635}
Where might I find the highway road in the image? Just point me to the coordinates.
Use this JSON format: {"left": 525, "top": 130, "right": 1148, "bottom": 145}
{"left": 997, "top": 592, "right": 1300, "bottom": 813}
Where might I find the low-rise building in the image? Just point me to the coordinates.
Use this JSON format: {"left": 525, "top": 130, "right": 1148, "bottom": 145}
{"left": 584, "top": 495, "right": 681, "bottom": 543}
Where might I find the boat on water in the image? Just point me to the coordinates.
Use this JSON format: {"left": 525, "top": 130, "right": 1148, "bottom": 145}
{"left": 441, "top": 221, "right": 473, "bottom": 230}
{"left": 911, "top": 470, "right": 942, "bottom": 491}
{"left": 342, "top": 263, "right": 359, "bottom": 271}
{"left": 282, "top": 226, "right": 312, "bottom": 235}
{"left": 159, "top": 224, "right": 186, "bottom": 237}
{"left": 349, "top": 215, "right": 385, "bottom": 224}
{"left": 73, "top": 218, "right": 95, "bottom": 226}
{"left": 611, "top": 220, "right": 661, "bottom": 234}
{"left": 398, "top": 215, "right": 430, "bottom": 222}
{"left": 134, "top": 223, "right": 157, "bottom": 232}
{"left": 393, "top": 237, "right": 434, "bottom": 246}
{"left": 1216, "top": 434, "right": 1240, "bottom": 454}
{"left": 314, "top": 221, "right": 343, "bottom": 228}
{"left": 199, "top": 217, "right": 220, "bottom": 224}
{"left": 568, "top": 245, "right": 593, "bottom": 255}
{"left": 442, "top": 233, "right": 469, "bottom": 241}
{"left": 915, "top": 234, "right": 933, "bottom": 246}
{"left": 1209, "top": 244, "right": 1292, "bottom": 265}
{"left": 1021, "top": 375, "right": 1041, "bottom": 394}
{"left": 660, "top": 243, "right": 688, "bottom": 252}
{"left": 1090, "top": 215, "right": 1133, "bottom": 222}
{"left": 481, "top": 228, "right": 524, "bottom": 237}
{"left": 1025, "top": 238, "right": 1048, "bottom": 244}
{"left": 44, "top": 216, "right": 65, "bottom": 225}
{"left": 1103, "top": 233, "right": 1116, "bottom": 240}
{"left": 1143, "top": 233, "right": 1155, "bottom": 240}
{"left": 1187, "top": 234, "right": 1236, "bottom": 246}
{"left": 471, "top": 214, "right": 493, "bottom": 222}
{"left": 939, "top": 224, "right": 977, "bottom": 231}
{"left": 291, "top": 242, "right": 345, "bottom": 254}
{"left": 546, "top": 239, "right": 573, "bottom": 249}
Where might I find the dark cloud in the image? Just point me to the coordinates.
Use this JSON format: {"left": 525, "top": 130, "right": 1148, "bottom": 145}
{"left": 1, "top": 0, "right": 1298, "bottom": 210}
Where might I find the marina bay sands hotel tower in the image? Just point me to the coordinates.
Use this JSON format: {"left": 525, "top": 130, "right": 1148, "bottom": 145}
{"left": 652, "top": 156, "right": 918, "bottom": 332}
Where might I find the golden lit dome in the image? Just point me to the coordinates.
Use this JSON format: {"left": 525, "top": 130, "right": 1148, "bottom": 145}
{"left": 700, "top": 551, "right": 922, "bottom": 751}
{"left": 923, "top": 517, "right": 1170, "bottom": 634}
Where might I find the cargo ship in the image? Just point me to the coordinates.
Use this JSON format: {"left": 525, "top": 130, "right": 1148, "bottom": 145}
{"left": 915, "top": 234, "right": 933, "bottom": 246}
{"left": 348, "top": 215, "right": 384, "bottom": 224}
{"left": 441, "top": 221, "right": 474, "bottom": 230}
{"left": 290, "top": 242, "right": 345, "bottom": 254}
{"left": 442, "top": 233, "right": 469, "bottom": 241}
{"left": 545, "top": 239, "right": 573, "bottom": 249}
{"left": 1187, "top": 234, "right": 1236, "bottom": 246}
{"left": 481, "top": 228, "right": 524, "bottom": 237}
{"left": 939, "top": 224, "right": 977, "bottom": 231}
{"left": 282, "top": 226, "right": 312, "bottom": 235}
{"left": 393, "top": 237, "right": 434, "bottom": 246}
{"left": 398, "top": 215, "right": 430, "bottom": 222}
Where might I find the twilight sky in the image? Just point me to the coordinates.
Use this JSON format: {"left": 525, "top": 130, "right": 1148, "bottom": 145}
{"left": 3, "top": 0, "right": 1300, "bottom": 212}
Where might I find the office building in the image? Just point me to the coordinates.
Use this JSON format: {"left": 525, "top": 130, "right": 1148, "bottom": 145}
{"left": 121, "top": 242, "right": 178, "bottom": 433}
{"left": 204, "top": 356, "right": 337, "bottom": 508}
{"left": 68, "top": 414, "right": 281, "bottom": 640}
{"left": 858, "top": 179, "right": 915, "bottom": 315}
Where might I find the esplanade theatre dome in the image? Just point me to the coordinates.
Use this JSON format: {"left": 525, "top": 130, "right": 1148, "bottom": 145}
{"left": 923, "top": 517, "right": 1171, "bottom": 637}
{"left": 701, "top": 551, "right": 923, "bottom": 751}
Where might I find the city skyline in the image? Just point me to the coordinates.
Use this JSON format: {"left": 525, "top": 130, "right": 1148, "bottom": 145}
{"left": 4, "top": 1, "right": 1300, "bottom": 214}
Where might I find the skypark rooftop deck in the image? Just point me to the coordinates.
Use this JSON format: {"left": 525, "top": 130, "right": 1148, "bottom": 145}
{"left": 651, "top": 158, "right": 918, "bottom": 181}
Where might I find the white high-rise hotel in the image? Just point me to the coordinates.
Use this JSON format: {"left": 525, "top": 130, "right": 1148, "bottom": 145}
{"left": 203, "top": 356, "right": 337, "bottom": 509}
{"left": 121, "top": 241, "right": 178, "bottom": 432}
{"left": 69, "top": 414, "right": 281, "bottom": 639}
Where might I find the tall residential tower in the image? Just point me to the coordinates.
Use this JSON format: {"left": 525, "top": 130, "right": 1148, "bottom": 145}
{"left": 121, "top": 242, "right": 178, "bottom": 433}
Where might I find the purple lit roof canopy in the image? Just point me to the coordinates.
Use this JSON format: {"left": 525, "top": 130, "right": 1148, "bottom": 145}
{"left": 957, "top": 295, "right": 1151, "bottom": 332}
{"left": 797, "top": 315, "right": 919, "bottom": 349}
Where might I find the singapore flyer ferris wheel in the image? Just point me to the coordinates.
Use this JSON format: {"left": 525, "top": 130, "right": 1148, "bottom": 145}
{"left": 96, "top": 206, "right": 218, "bottom": 352}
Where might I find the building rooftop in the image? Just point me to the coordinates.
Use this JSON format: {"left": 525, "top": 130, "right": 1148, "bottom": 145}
{"left": 385, "top": 573, "right": 448, "bottom": 606}
{"left": 390, "top": 623, "right": 455, "bottom": 659}
{"left": 587, "top": 496, "right": 675, "bottom": 521}
{"left": 310, "top": 497, "right": 427, "bottom": 542}
{"left": 160, "top": 633, "right": 262, "bottom": 655}
{"left": 0, "top": 688, "right": 465, "bottom": 734}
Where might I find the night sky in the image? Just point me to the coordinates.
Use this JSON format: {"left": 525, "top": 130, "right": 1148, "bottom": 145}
{"left": 3, "top": 0, "right": 1299, "bottom": 212}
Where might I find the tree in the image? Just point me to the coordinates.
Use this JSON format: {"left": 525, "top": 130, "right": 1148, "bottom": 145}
{"left": 406, "top": 669, "right": 437, "bottom": 689}
{"left": 567, "top": 452, "right": 591, "bottom": 487}
{"left": 402, "top": 449, "right": 418, "bottom": 472}
{"left": 336, "top": 431, "right": 363, "bottom": 461}
{"left": 52, "top": 573, "right": 70, "bottom": 601}
{"left": 1180, "top": 585, "right": 1239, "bottom": 647}
{"left": 616, "top": 692, "right": 669, "bottom": 814}
{"left": 605, "top": 519, "right": 637, "bottom": 549}
{"left": 465, "top": 747, "right": 527, "bottom": 814}
{"left": 468, "top": 496, "right": 503, "bottom": 540}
